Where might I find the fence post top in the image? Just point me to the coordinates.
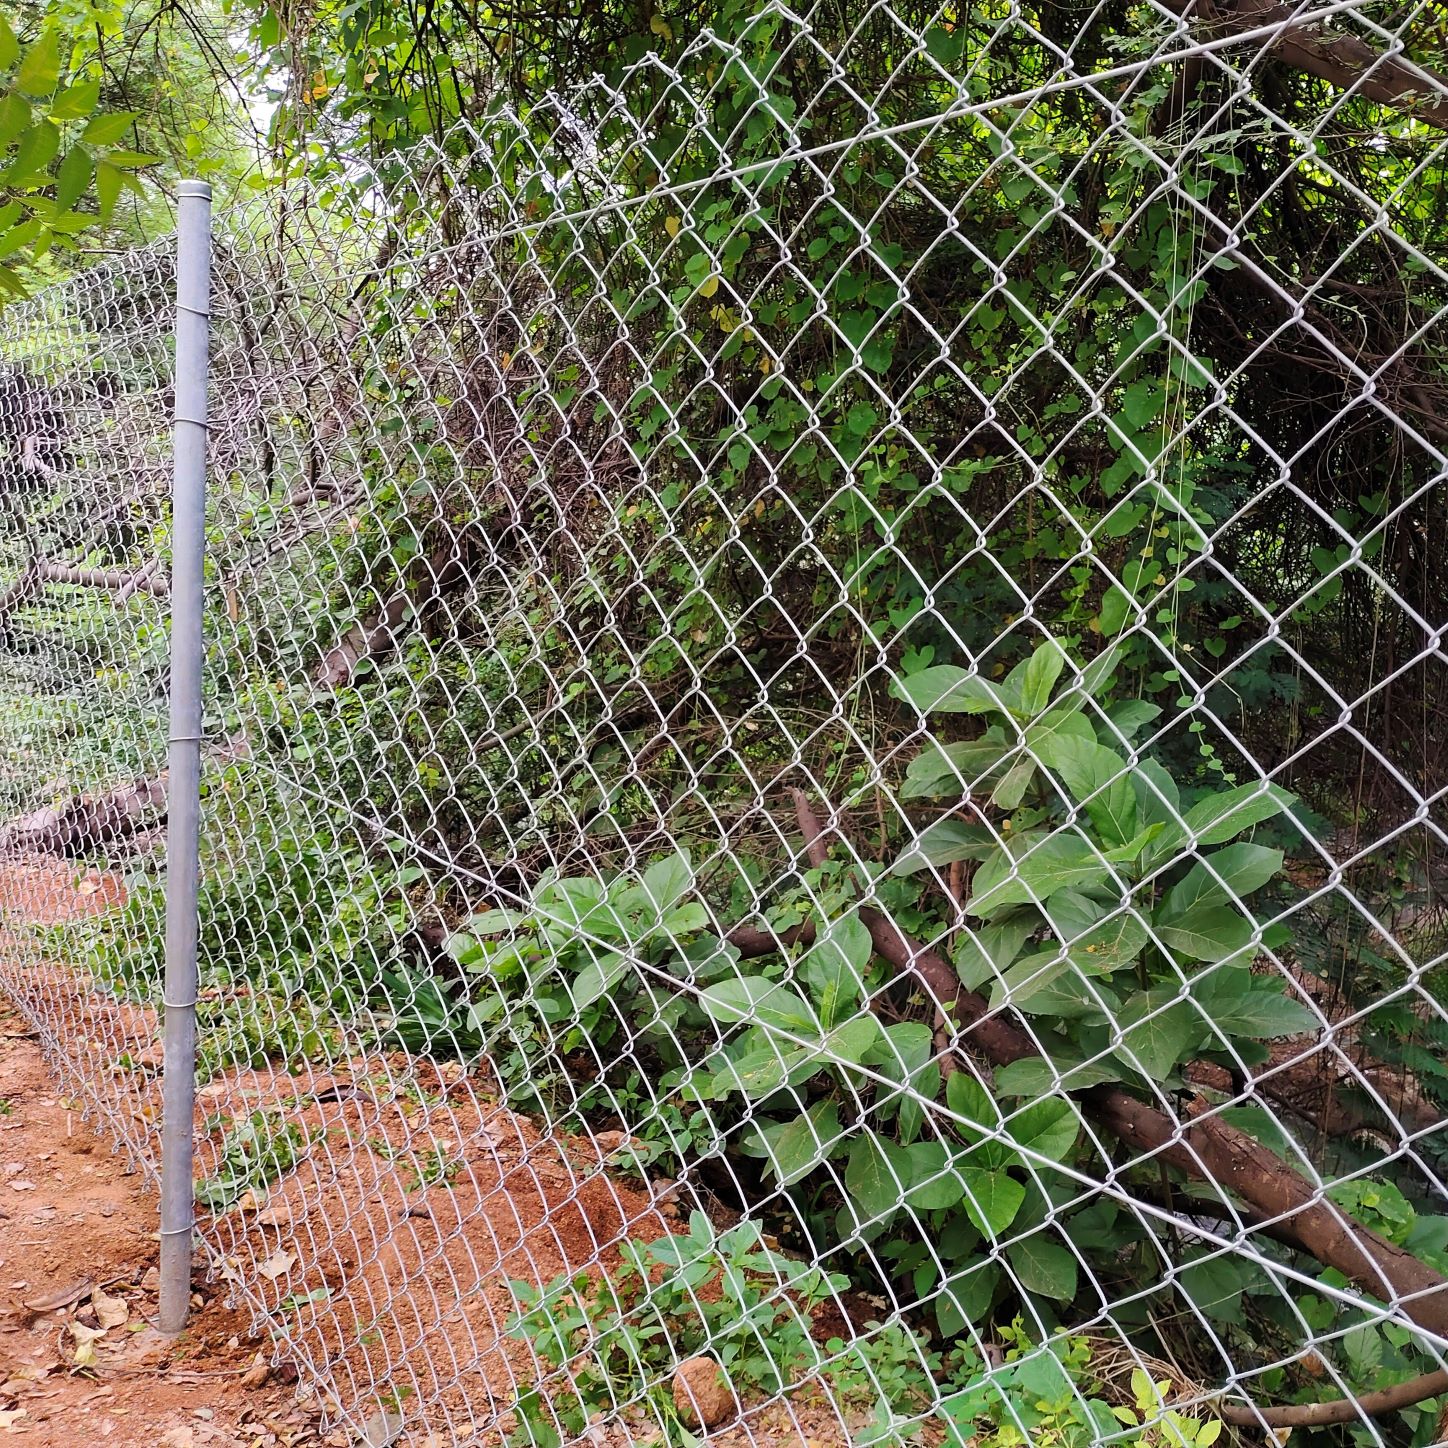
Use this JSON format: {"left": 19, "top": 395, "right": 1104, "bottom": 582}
{"left": 176, "top": 179, "right": 213, "bottom": 200}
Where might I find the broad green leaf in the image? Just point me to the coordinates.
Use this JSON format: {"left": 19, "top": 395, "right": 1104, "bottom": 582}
{"left": 764, "top": 1100, "right": 842, "bottom": 1185}
{"left": 991, "top": 949, "right": 1077, "bottom": 1008}
{"left": 1133, "top": 758, "right": 1181, "bottom": 824}
{"left": 468, "top": 907, "right": 530, "bottom": 933}
{"left": 0, "top": 20, "right": 18, "bottom": 70}
{"left": 988, "top": 754, "right": 1036, "bottom": 809}
{"left": 891, "top": 665, "right": 1007, "bottom": 715}
{"left": 48, "top": 79, "right": 100, "bottom": 120}
{"left": 900, "top": 735, "right": 1014, "bottom": 799}
{"left": 905, "top": 1141, "right": 967, "bottom": 1211}
{"left": 571, "top": 951, "right": 631, "bottom": 1009}
{"left": 1067, "top": 909, "right": 1149, "bottom": 970}
{"left": 8, "top": 119, "right": 60, "bottom": 181}
{"left": 1102, "top": 699, "right": 1160, "bottom": 741}
{"left": 1017, "top": 639, "right": 1066, "bottom": 715}
{"left": 1073, "top": 643, "right": 1123, "bottom": 700}
{"left": 1025, "top": 705, "right": 1096, "bottom": 758}
{"left": 1007, "top": 1236, "right": 1078, "bottom": 1300}
{"left": 824, "top": 1014, "right": 883, "bottom": 1065}
{"left": 891, "top": 819, "right": 993, "bottom": 876}
{"left": 1155, "top": 905, "right": 1255, "bottom": 963}
{"left": 1035, "top": 734, "right": 1137, "bottom": 845}
{"left": 1116, "top": 997, "right": 1199, "bottom": 1080}
{"left": 94, "top": 157, "right": 121, "bottom": 218}
{"left": 954, "top": 916, "right": 1032, "bottom": 990}
{"left": 81, "top": 111, "right": 137, "bottom": 146}
{"left": 713, "top": 1040, "right": 815, "bottom": 1100}
{"left": 868, "top": 1020, "right": 936, "bottom": 1144}
{"left": 0, "top": 94, "right": 30, "bottom": 147}
{"left": 1161, "top": 844, "right": 1283, "bottom": 919}
{"left": 661, "top": 901, "right": 710, "bottom": 935}
{"left": 1178, "top": 1255, "right": 1254, "bottom": 1325}
{"left": 934, "top": 1262, "right": 999, "bottom": 1337}
{"left": 1150, "top": 783, "right": 1296, "bottom": 865}
{"left": 969, "top": 833, "right": 1108, "bottom": 916}
{"left": 946, "top": 1069, "right": 1004, "bottom": 1140}
{"left": 54, "top": 146, "right": 92, "bottom": 209}
{"left": 844, "top": 1131, "right": 913, "bottom": 1224}
{"left": 994, "top": 1055, "right": 1123, "bottom": 1095}
{"left": 15, "top": 30, "right": 61, "bottom": 95}
{"left": 1099, "top": 821, "right": 1164, "bottom": 863}
{"left": 1192, "top": 966, "right": 1318, "bottom": 1038}
{"left": 1007, "top": 1099, "right": 1081, "bottom": 1163}
{"left": 640, "top": 849, "right": 693, "bottom": 911}
{"left": 698, "top": 976, "right": 817, "bottom": 1031}
{"left": 800, "top": 915, "right": 871, "bottom": 1028}
{"left": 960, "top": 1168, "right": 1025, "bottom": 1239}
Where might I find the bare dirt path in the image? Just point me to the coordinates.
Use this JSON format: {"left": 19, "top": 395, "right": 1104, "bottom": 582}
{"left": 0, "top": 1003, "right": 330, "bottom": 1447}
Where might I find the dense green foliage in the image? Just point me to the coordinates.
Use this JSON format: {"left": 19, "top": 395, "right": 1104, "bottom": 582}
{"left": 7, "top": 0, "right": 1448, "bottom": 1442}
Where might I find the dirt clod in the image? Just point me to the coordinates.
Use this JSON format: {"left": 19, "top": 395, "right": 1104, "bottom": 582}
{"left": 672, "top": 1355, "right": 734, "bottom": 1428}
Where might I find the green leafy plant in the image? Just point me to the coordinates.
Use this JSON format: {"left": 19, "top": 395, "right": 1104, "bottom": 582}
{"left": 506, "top": 1211, "right": 853, "bottom": 1447}
{"left": 890, "top": 637, "right": 1309, "bottom": 1088}
{"left": 0, "top": 18, "right": 152, "bottom": 297}
{"left": 196, "top": 1108, "right": 316, "bottom": 1212}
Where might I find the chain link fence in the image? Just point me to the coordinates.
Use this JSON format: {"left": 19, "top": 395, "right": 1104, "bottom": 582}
{"left": 3, "top": 1, "right": 1448, "bottom": 1443}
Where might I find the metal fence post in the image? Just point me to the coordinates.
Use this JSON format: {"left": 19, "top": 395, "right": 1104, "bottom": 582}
{"left": 158, "top": 180, "right": 212, "bottom": 1336}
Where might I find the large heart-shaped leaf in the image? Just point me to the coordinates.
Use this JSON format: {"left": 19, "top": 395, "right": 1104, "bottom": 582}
{"left": 844, "top": 1131, "right": 914, "bottom": 1225}
{"left": 1155, "top": 905, "right": 1255, "bottom": 963}
{"left": 891, "top": 819, "right": 994, "bottom": 876}
{"left": 892, "top": 666, "right": 1008, "bottom": 715}
{"left": 959, "top": 1167, "right": 1025, "bottom": 1239}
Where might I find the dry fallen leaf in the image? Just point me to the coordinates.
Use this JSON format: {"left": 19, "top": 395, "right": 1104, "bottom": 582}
{"left": 0, "top": 1408, "right": 27, "bottom": 1432}
{"left": 255, "top": 1203, "right": 295, "bottom": 1228}
{"left": 358, "top": 1408, "right": 404, "bottom": 1447}
{"left": 258, "top": 1250, "right": 296, "bottom": 1281}
{"left": 239, "top": 1355, "right": 271, "bottom": 1389}
{"left": 91, "top": 1286, "right": 129, "bottom": 1329}
{"left": 23, "top": 1278, "right": 94, "bottom": 1313}
{"left": 69, "top": 1321, "right": 106, "bottom": 1368}
{"left": 159, "top": 1428, "right": 195, "bottom": 1448}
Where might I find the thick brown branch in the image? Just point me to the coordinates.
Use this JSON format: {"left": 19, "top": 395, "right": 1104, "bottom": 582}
{"left": 726, "top": 921, "right": 816, "bottom": 958}
{"left": 1220, "top": 1366, "right": 1448, "bottom": 1427}
{"left": 34, "top": 560, "right": 170, "bottom": 599}
{"left": 313, "top": 545, "right": 467, "bottom": 689}
{"left": 1162, "top": 0, "right": 1448, "bottom": 131}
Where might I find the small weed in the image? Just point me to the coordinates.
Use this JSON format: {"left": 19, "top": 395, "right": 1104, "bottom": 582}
{"left": 372, "top": 1135, "right": 462, "bottom": 1190}
{"left": 0, "top": 1098, "right": 13, "bottom": 1116}
{"left": 197, "top": 1109, "right": 318, "bottom": 1212}
{"left": 507, "top": 1218, "right": 1223, "bottom": 1448}
{"left": 413, "top": 1139, "right": 462, "bottom": 1189}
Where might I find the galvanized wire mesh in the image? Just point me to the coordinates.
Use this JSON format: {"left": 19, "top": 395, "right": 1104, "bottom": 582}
{"left": 3, "top": 1, "right": 1448, "bottom": 1444}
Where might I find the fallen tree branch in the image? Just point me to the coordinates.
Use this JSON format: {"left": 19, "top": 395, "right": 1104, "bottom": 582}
{"left": 726, "top": 921, "right": 816, "bottom": 958}
{"left": 1220, "top": 1365, "right": 1448, "bottom": 1427}
{"left": 787, "top": 787, "right": 1448, "bottom": 1346}
{"left": 31, "top": 559, "right": 170, "bottom": 599}
{"left": 314, "top": 545, "right": 468, "bottom": 689}
{"left": 0, "top": 735, "right": 249, "bottom": 858}
{"left": 1162, "top": 0, "right": 1448, "bottom": 131}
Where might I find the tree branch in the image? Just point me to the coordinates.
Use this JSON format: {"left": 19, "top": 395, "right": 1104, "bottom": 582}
{"left": 1220, "top": 1366, "right": 1448, "bottom": 1427}
{"left": 1161, "top": 0, "right": 1448, "bottom": 131}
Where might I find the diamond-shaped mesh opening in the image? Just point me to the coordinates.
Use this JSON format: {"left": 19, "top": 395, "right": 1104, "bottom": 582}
{"left": 4, "top": 2, "right": 1448, "bottom": 1444}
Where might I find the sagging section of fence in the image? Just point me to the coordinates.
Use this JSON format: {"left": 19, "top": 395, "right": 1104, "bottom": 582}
{"left": 3, "top": 1, "right": 1448, "bottom": 1444}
